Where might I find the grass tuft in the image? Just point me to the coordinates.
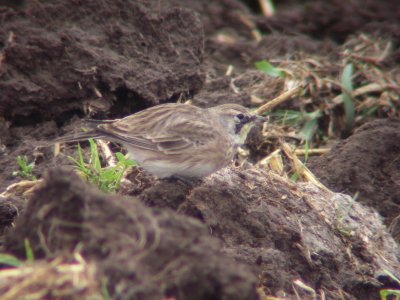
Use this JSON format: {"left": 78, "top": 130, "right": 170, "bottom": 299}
{"left": 270, "top": 109, "right": 323, "bottom": 142}
{"left": 12, "top": 156, "right": 37, "bottom": 181}
{"left": 69, "top": 139, "right": 136, "bottom": 193}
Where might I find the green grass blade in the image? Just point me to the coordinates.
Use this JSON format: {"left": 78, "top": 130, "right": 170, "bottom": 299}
{"left": 271, "top": 110, "right": 302, "bottom": 126}
{"left": 0, "top": 253, "right": 23, "bottom": 267}
{"left": 383, "top": 270, "right": 400, "bottom": 285}
{"left": 116, "top": 152, "right": 136, "bottom": 166}
{"left": 88, "top": 139, "right": 101, "bottom": 172}
{"left": 299, "top": 118, "right": 318, "bottom": 142}
{"left": 304, "top": 140, "right": 309, "bottom": 162}
{"left": 24, "top": 238, "right": 34, "bottom": 262}
{"left": 77, "top": 143, "right": 85, "bottom": 166}
{"left": 380, "top": 289, "right": 400, "bottom": 300}
{"left": 101, "top": 277, "right": 112, "bottom": 300}
{"left": 255, "top": 60, "right": 285, "bottom": 78}
{"left": 16, "top": 156, "right": 26, "bottom": 170}
{"left": 115, "top": 152, "right": 125, "bottom": 163}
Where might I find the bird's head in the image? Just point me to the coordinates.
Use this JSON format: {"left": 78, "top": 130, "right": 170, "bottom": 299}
{"left": 209, "top": 103, "right": 261, "bottom": 143}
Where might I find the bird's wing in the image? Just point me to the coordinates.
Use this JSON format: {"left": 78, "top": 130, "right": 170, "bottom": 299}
{"left": 151, "top": 120, "right": 218, "bottom": 153}
{"left": 97, "top": 112, "right": 219, "bottom": 154}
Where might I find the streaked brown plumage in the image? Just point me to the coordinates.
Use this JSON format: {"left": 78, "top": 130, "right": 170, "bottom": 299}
{"left": 56, "top": 103, "right": 257, "bottom": 178}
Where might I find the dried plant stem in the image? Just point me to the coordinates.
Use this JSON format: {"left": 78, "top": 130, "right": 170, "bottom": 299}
{"left": 255, "top": 84, "right": 304, "bottom": 115}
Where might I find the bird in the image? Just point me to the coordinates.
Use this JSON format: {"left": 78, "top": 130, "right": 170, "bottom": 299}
{"left": 55, "top": 103, "right": 258, "bottom": 179}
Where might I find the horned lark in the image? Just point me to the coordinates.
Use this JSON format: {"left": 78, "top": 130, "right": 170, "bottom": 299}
{"left": 56, "top": 103, "right": 258, "bottom": 178}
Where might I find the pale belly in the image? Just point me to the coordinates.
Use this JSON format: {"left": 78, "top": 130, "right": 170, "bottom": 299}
{"left": 126, "top": 146, "right": 231, "bottom": 178}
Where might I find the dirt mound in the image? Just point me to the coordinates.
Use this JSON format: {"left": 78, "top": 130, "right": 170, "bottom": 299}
{"left": 3, "top": 165, "right": 399, "bottom": 299}
{"left": 126, "top": 166, "right": 400, "bottom": 299}
{"left": 0, "top": 195, "right": 18, "bottom": 235}
{"left": 256, "top": 0, "right": 400, "bottom": 43}
{"left": 3, "top": 169, "right": 258, "bottom": 300}
{"left": 0, "top": 0, "right": 205, "bottom": 126}
{"left": 309, "top": 119, "right": 400, "bottom": 228}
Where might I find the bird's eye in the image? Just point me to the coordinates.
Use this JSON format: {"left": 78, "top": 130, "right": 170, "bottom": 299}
{"left": 234, "top": 113, "right": 245, "bottom": 123}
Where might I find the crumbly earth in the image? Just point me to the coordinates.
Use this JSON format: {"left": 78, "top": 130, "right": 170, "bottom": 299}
{"left": 4, "top": 169, "right": 259, "bottom": 300}
{"left": 0, "top": 0, "right": 399, "bottom": 299}
{"left": 309, "top": 119, "right": 400, "bottom": 228}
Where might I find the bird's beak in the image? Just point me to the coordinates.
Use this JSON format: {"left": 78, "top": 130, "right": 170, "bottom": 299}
{"left": 244, "top": 115, "right": 256, "bottom": 124}
{"left": 245, "top": 114, "right": 265, "bottom": 124}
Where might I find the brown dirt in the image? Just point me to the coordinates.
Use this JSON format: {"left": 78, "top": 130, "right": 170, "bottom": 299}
{"left": 4, "top": 169, "right": 258, "bottom": 300}
{"left": 127, "top": 166, "right": 399, "bottom": 300}
{"left": 1, "top": 0, "right": 400, "bottom": 299}
{"left": 309, "top": 119, "right": 400, "bottom": 227}
{"left": 0, "top": 0, "right": 205, "bottom": 127}
{"left": 256, "top": 0, "right": 400, "bottom": 44}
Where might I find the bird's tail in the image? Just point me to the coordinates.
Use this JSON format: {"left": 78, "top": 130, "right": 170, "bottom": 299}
{"left": 30, "top": 130, "right": 103, "bottom": 148}
{"left": 81, "top": 118, "right": 116, "bottom": 128}
{"left": 53, "top": 130, "right": 104, "bottom": 144}
{"left": 55, "top": 118, "right": 118, "bottom": 143}
{"left": 33, "top": 119, "right": 115, "bottom": 147}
